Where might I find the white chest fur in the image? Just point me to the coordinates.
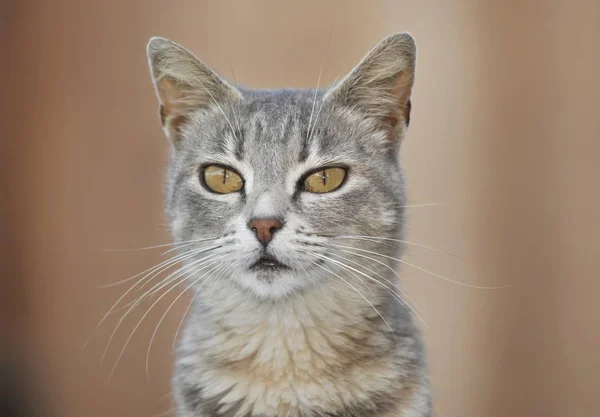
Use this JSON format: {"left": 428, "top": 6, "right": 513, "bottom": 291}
{"left": 176, "top": 280, "right": 417, "bottom": 417}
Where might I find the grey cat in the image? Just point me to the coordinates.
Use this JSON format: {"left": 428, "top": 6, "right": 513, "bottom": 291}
{"left": 146, "top": 33, "right": 431, "bottom": 417}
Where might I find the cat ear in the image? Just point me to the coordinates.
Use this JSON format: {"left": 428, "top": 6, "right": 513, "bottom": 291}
{"left": 325, "top": 33, "right": 416, "bottom": 139}
{"left": 146, "top": 37, "right": 242, "bottom": 141}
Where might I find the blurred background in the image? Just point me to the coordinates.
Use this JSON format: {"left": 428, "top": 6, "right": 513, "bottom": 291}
{"left": 2, "top": 1, "right": 599, "bottom": 416}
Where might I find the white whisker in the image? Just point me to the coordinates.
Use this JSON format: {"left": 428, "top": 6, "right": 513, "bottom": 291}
{"left": 306, "top": 58, "right": 326, "bottom": 141}
{"left": 144, "top": 259, "right": 228, "bottom": 379}
{"left": 309, "top": 74, "right": 340, "bottom": 142}
{"left": 319, "top": 252, "right": 427, "bottom": 329}
{"left": 101, "top": 254, "right": 220, "bottom": 364}
{"left": 331, "top": 235, "right": 466, "bottom": 262}
{"left": 110, "top": 257, "right": 225, "bottom": 379}
{"left": 103, "top": 236, "right": 220, "bottom": 254}
{"left": 83, "top": 246, "right": 221, "bottom": 351}
{"left": 98, "top": 244, "right": 220, "bottom": 288}
{"left": 309, "top": 258, "right": 397, "bottom": 342}
{"left": 329, "top": 243, "right": 507, "bottom": 290}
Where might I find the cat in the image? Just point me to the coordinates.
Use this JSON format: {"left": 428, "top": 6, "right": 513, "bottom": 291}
{"left": 146, "top": 32, "right": 431, "bottom": 417}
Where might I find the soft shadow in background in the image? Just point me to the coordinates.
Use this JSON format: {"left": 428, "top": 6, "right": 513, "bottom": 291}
{"left": 2, "top": 1, "right": 599, "bottom": 416}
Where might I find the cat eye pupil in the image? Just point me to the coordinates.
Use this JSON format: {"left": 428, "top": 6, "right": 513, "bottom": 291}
{"left": 302, "top": 167, "right": 346, "bottom": 194}
{"left": 202, "top": 165, "right": 244, "bottom": 194}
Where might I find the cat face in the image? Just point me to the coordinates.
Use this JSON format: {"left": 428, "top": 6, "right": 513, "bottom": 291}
{"left": 147, "top": 34, "right": 416, "bottom": 299}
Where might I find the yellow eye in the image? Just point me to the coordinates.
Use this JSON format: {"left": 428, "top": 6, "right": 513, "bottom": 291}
{"left": 202, "top": 165, "right": 244, "bottom": 194}
{"left": 302, "top": 167, "right": 347, "bottom": 193}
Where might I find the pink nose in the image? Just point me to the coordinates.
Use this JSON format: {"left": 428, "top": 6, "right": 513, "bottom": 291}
{"left": 247, "top": 218, "right": 283, "bottom": 246}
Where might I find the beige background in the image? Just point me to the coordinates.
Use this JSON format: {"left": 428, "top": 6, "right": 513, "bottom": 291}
{"left": 2, "top": 1, "right": 599, "bottom": 416}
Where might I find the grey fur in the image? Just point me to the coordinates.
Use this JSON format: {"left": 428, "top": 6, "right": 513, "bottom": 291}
{"left": 147, "top": 33, "right": 431, "bottom": 417}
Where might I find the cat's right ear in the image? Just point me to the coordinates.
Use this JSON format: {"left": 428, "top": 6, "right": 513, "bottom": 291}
{"left": 146, "top": 37, "right": 242, "bottom": 141}
{"left": 324, "top": 33, "right": 416, "bottom": 141}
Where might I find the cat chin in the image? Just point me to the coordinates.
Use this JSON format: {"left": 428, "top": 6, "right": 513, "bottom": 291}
{"left": 232, "top": 270, "right": 307, "bottom": 300}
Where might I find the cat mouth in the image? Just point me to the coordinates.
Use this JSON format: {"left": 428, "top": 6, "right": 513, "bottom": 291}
{"left": 250, "top": 256, "right": 290, "bottom": 272}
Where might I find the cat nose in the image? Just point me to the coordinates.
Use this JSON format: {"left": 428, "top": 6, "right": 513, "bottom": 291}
{"left": 247, "top": 218, "right": 283, "bottom": 247}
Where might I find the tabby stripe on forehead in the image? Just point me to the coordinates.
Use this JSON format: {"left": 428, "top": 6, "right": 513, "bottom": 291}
{"left": 233, "top": 128, "right": 245, "bottom": 160}
{"left": 299, "top": 127, "right": 309, "bottom": 162}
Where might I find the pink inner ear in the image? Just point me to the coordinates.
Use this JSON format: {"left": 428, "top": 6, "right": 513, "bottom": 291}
{"left": 156, "top": 77, "right": 185, "bottom": 114}
{"left": 387, "top": 71, "right": 413, "bottom": 129}
{"left": 156, "top": 77, "right": 193, "bottom": 138}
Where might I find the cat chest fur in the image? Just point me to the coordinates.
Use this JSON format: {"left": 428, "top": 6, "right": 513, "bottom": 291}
{"left": 174, "top": 290, "right": 420, "bottom": 417}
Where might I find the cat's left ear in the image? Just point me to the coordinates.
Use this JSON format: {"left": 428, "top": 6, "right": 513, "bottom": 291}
{"left": 325, "top": 33, "right": 416, "bottom": 139}
{"left": 146, "top": 37, "right": 242, "bottom": 142}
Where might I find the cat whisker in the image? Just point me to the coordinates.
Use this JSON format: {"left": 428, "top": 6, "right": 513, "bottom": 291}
{"left": 144, "top": 259, "right": 229, "bottom": 379}
{"left": 132, "top": 253, "right": 222, "bottom": 309}
{"left": 161, "top": 239, "right": 225, "bottom": 255}
{"left": 309, "top": 258, "right": 397, "bottom": 343}
{"left": 207, "top": 262, "right": 234, "bottom": 302}
{"left": 98, "top": 243, "right": 220, "bottom": 288}
{"left": 320, "top": 252, "right": 427, "bottom": 329}
{"left": 135, "top": 246, "right": 222, "bottom": 294}
{"left": 170, "top": 260, "right": 232, "bottom": 351}
{"left": 309, "top": 74, "right": 341, "bottom": 142}
{"left": 326, "top": 250, "right": 417, "bottom": 306}
{"left": 227, "top": 61, "right": 242, "bottom": 132}
{"left": 101, "top": 254, "right": 221, "bottom": 364}
{"left": 106, "top": 248, "right": 220, "bottom": 316}
{"left": 333, "top": 246, "right": 406, "bottom": 283}
{"left": 109, "top": 257, "right": 225, "bottom": 379}
{"left": 103, "top": 236, "right": 221, "bottom": 255}
{"left": 331, "top": 235, "right": 466, "bottom": 261}
{"left": 306, "top": 47, "right": 327, "bottom": 141}
{"left": 316, "top": 253, "right": 374, "bottom": 295}
{"left": 172, "top": 288, "right": 199, "bottom": 351}
{"left": 83, "top": 246, "right": 221, "bottom": 351}
{"left": 329, "top": 243, "right": 508, "bottom": 290}
{"left": 102, "top": 250, "right": 220, "bottom": 317}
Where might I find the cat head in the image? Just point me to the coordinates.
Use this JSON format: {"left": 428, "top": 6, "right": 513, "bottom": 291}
{"left": 147, "top": 34, "right": 416, "bottom": 299}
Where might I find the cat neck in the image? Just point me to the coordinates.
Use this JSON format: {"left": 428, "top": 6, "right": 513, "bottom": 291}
{"left": 176, "top": 271, "right": 422, "bottom": 417}
{"left": 183, "top": 271, "right": 401, "bottom": 366}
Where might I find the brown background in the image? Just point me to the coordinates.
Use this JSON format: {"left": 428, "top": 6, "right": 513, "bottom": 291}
{"left": 2, "top": 1, "right": 599, "bottom": 416}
